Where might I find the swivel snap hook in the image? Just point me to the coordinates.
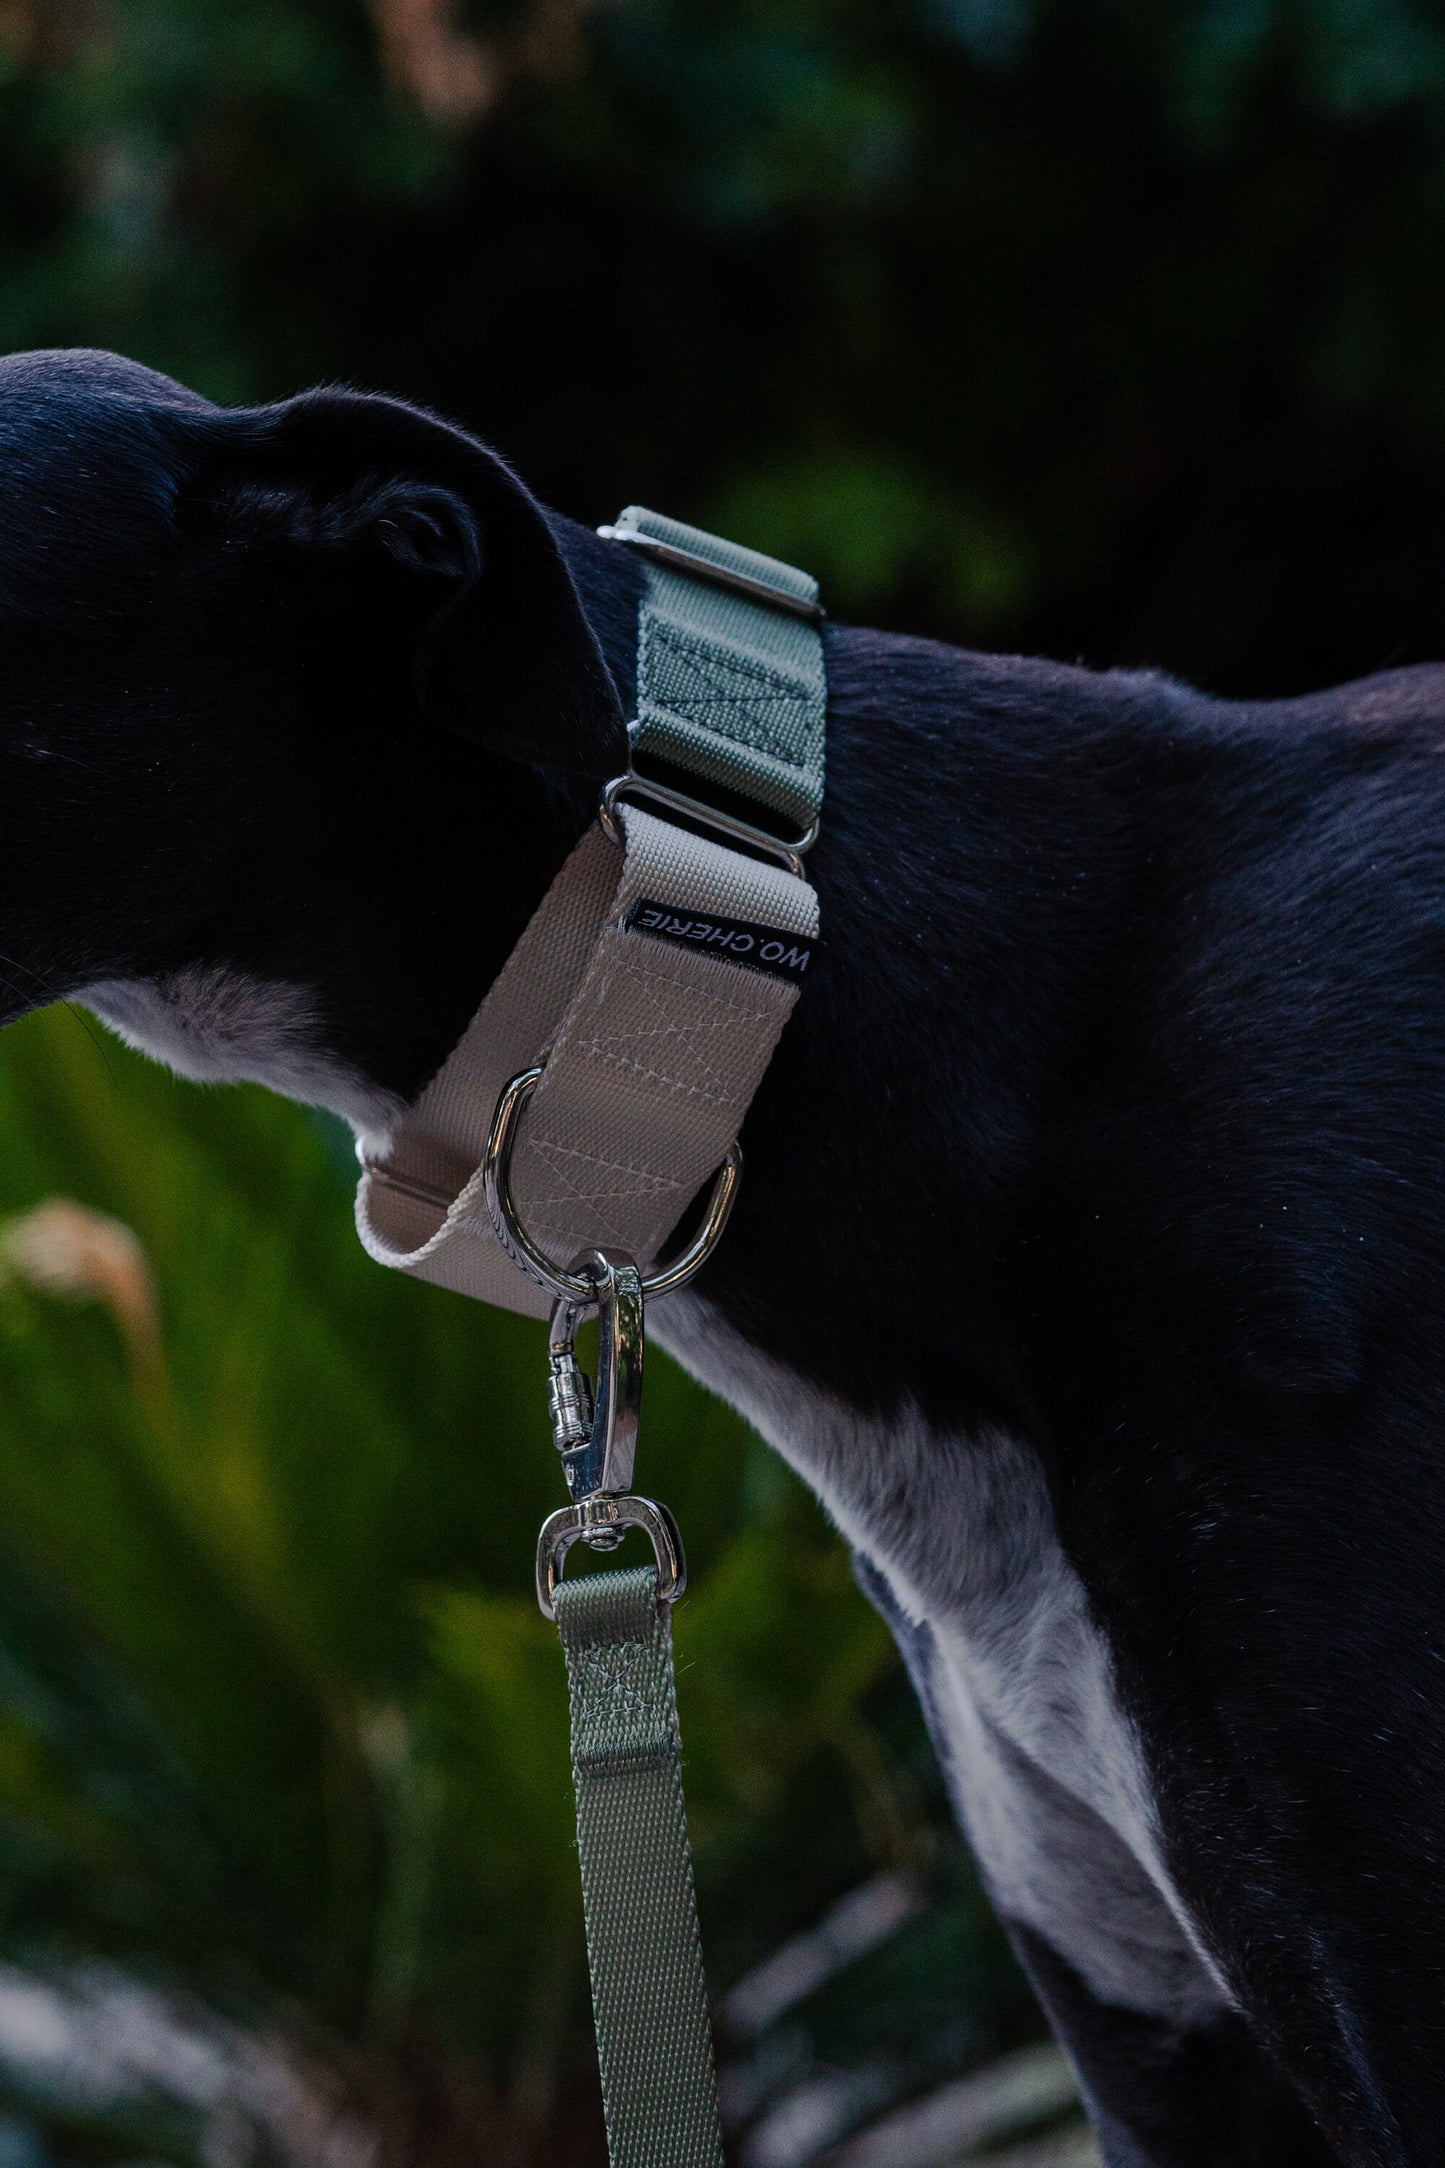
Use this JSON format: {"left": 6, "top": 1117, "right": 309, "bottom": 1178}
{"left": 535, "top": 1246, "right": 685, "bottom": 1618}
{"left": 545, "top": 1249, "right": 644, "bottom": 1515}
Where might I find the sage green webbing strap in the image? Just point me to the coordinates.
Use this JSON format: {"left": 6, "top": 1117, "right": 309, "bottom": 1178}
{"left": 615, "top": 506, "right": 827, "bottom": 832}
{"left": 554, "top": 1565, "right": 724, "bottom": 2168}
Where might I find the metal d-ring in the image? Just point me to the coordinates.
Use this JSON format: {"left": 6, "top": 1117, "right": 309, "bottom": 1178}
{"left": 482, "top": 1065, "right": 742, "bottom": 1305}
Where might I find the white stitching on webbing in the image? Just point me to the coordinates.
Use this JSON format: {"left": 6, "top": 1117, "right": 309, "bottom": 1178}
{"left": 355, "top": 780, "right": 817, "bottom": 1318}
{"left": 573, "top": 956, "right": 778, "bottom": 1105}
{"left": 577, "top": 1046, "right": 741, "bottom": 1102}
{"left": 521, "top": 1137, "right": 683, "bottom": 1246}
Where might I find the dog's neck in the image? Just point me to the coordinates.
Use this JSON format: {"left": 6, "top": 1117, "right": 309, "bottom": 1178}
{"left": 541, "top": 516, "right": 1161, "bottom": 1433}
{"left": 76, "top": 504, "right": 1160, "bottom": 1434}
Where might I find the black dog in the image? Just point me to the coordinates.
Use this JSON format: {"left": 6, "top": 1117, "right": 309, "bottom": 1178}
{"left": 4, "top": 346, "right": 1443, "bottom": 2167}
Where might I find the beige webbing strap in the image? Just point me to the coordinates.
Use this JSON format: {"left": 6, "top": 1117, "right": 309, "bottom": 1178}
{"left": 355, "top": 802, "right": 818, "bottom": 1319}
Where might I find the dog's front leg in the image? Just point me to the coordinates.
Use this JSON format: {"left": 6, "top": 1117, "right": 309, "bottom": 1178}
{"left": 1011, "top": 1922, "right": 1341, "bottom": 2168}
{"left": 855, "top": 1555, "right": 1333, "bottom": 2166}
{"left": 1057, "top": 1374, "right": 1445, "bottom": 2168}
{"left": 655, "top": 1301, "right": 1328, "bottom": 2162}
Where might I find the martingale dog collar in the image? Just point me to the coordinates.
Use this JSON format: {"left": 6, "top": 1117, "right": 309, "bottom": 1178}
{"left": 355, "top": 506, "right": 826, "bottom": 1319}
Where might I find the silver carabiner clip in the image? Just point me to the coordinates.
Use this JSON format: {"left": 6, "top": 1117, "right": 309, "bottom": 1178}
{"left": 546, "top": 1248, "right": 644, "bottom": 1510}
{"left": 534, "top": 1246, "right": 688, "bottom": 1618}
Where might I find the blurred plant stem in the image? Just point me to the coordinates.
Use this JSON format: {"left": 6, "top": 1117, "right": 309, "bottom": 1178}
{"left": 0, "top": 1199, "right": 167, "bottom": 1406}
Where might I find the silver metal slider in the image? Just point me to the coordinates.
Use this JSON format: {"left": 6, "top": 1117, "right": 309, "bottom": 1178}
{"left": 597, "top": 523, "right": 825, "bottom": 624}
{"left": 597, "top": 770, "right": 818, "bottom": 878}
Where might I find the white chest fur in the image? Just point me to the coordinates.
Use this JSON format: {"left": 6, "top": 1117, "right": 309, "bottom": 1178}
{"left": 77, "top": 968, "right": 402, "bottom": 1157}
{"left": 655, "top": 1295, "right": 1231, "bottom": 2027}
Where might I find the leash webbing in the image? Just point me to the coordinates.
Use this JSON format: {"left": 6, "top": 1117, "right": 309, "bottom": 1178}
{"left": 554, "top": 1566, "right": 723, "bottom": 2168}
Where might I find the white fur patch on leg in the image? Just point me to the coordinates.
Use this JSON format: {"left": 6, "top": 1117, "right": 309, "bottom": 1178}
{"left": 655, "top": 1292, "right": 1232, "bottom": 2026}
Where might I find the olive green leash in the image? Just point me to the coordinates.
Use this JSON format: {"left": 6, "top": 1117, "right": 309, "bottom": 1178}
{"left": 529, "top": 1243, "right": 724, "bottom": 2167}
{"left": 554, "top": 1565, "right": 724, "bottom": 2168}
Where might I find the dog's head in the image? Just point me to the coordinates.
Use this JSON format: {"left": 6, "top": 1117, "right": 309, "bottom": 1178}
{"left": 0, "top": 348, "right": 629, "bottom": 1146}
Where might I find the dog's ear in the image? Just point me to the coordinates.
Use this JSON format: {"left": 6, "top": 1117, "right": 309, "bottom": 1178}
{"left": 201, "top": 387, "right": 627, "bottom": 773}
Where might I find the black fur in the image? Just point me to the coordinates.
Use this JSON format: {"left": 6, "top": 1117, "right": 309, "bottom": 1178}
{"left": 5, "top": 349, "right": 1445, "bottom": 2163}
{"left": 1014, "top": 1927, "right": 1339, "bottom": 2167}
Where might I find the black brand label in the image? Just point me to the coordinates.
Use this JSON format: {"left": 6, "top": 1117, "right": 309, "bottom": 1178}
{"left": 625, "top": 897, "right": 816, "bottom": 984}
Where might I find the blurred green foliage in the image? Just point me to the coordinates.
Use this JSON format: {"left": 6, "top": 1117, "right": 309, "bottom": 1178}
{"left": 0, "top": 1008, "right": 1027, "bottom": 2164}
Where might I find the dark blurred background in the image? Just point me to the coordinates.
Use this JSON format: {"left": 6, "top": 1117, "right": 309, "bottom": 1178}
{"left": 0, "top": 6, "right": 1441, "bottom": 2168}
{"left": 11, "top": 0, "right": 1445, "bottom": 696}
